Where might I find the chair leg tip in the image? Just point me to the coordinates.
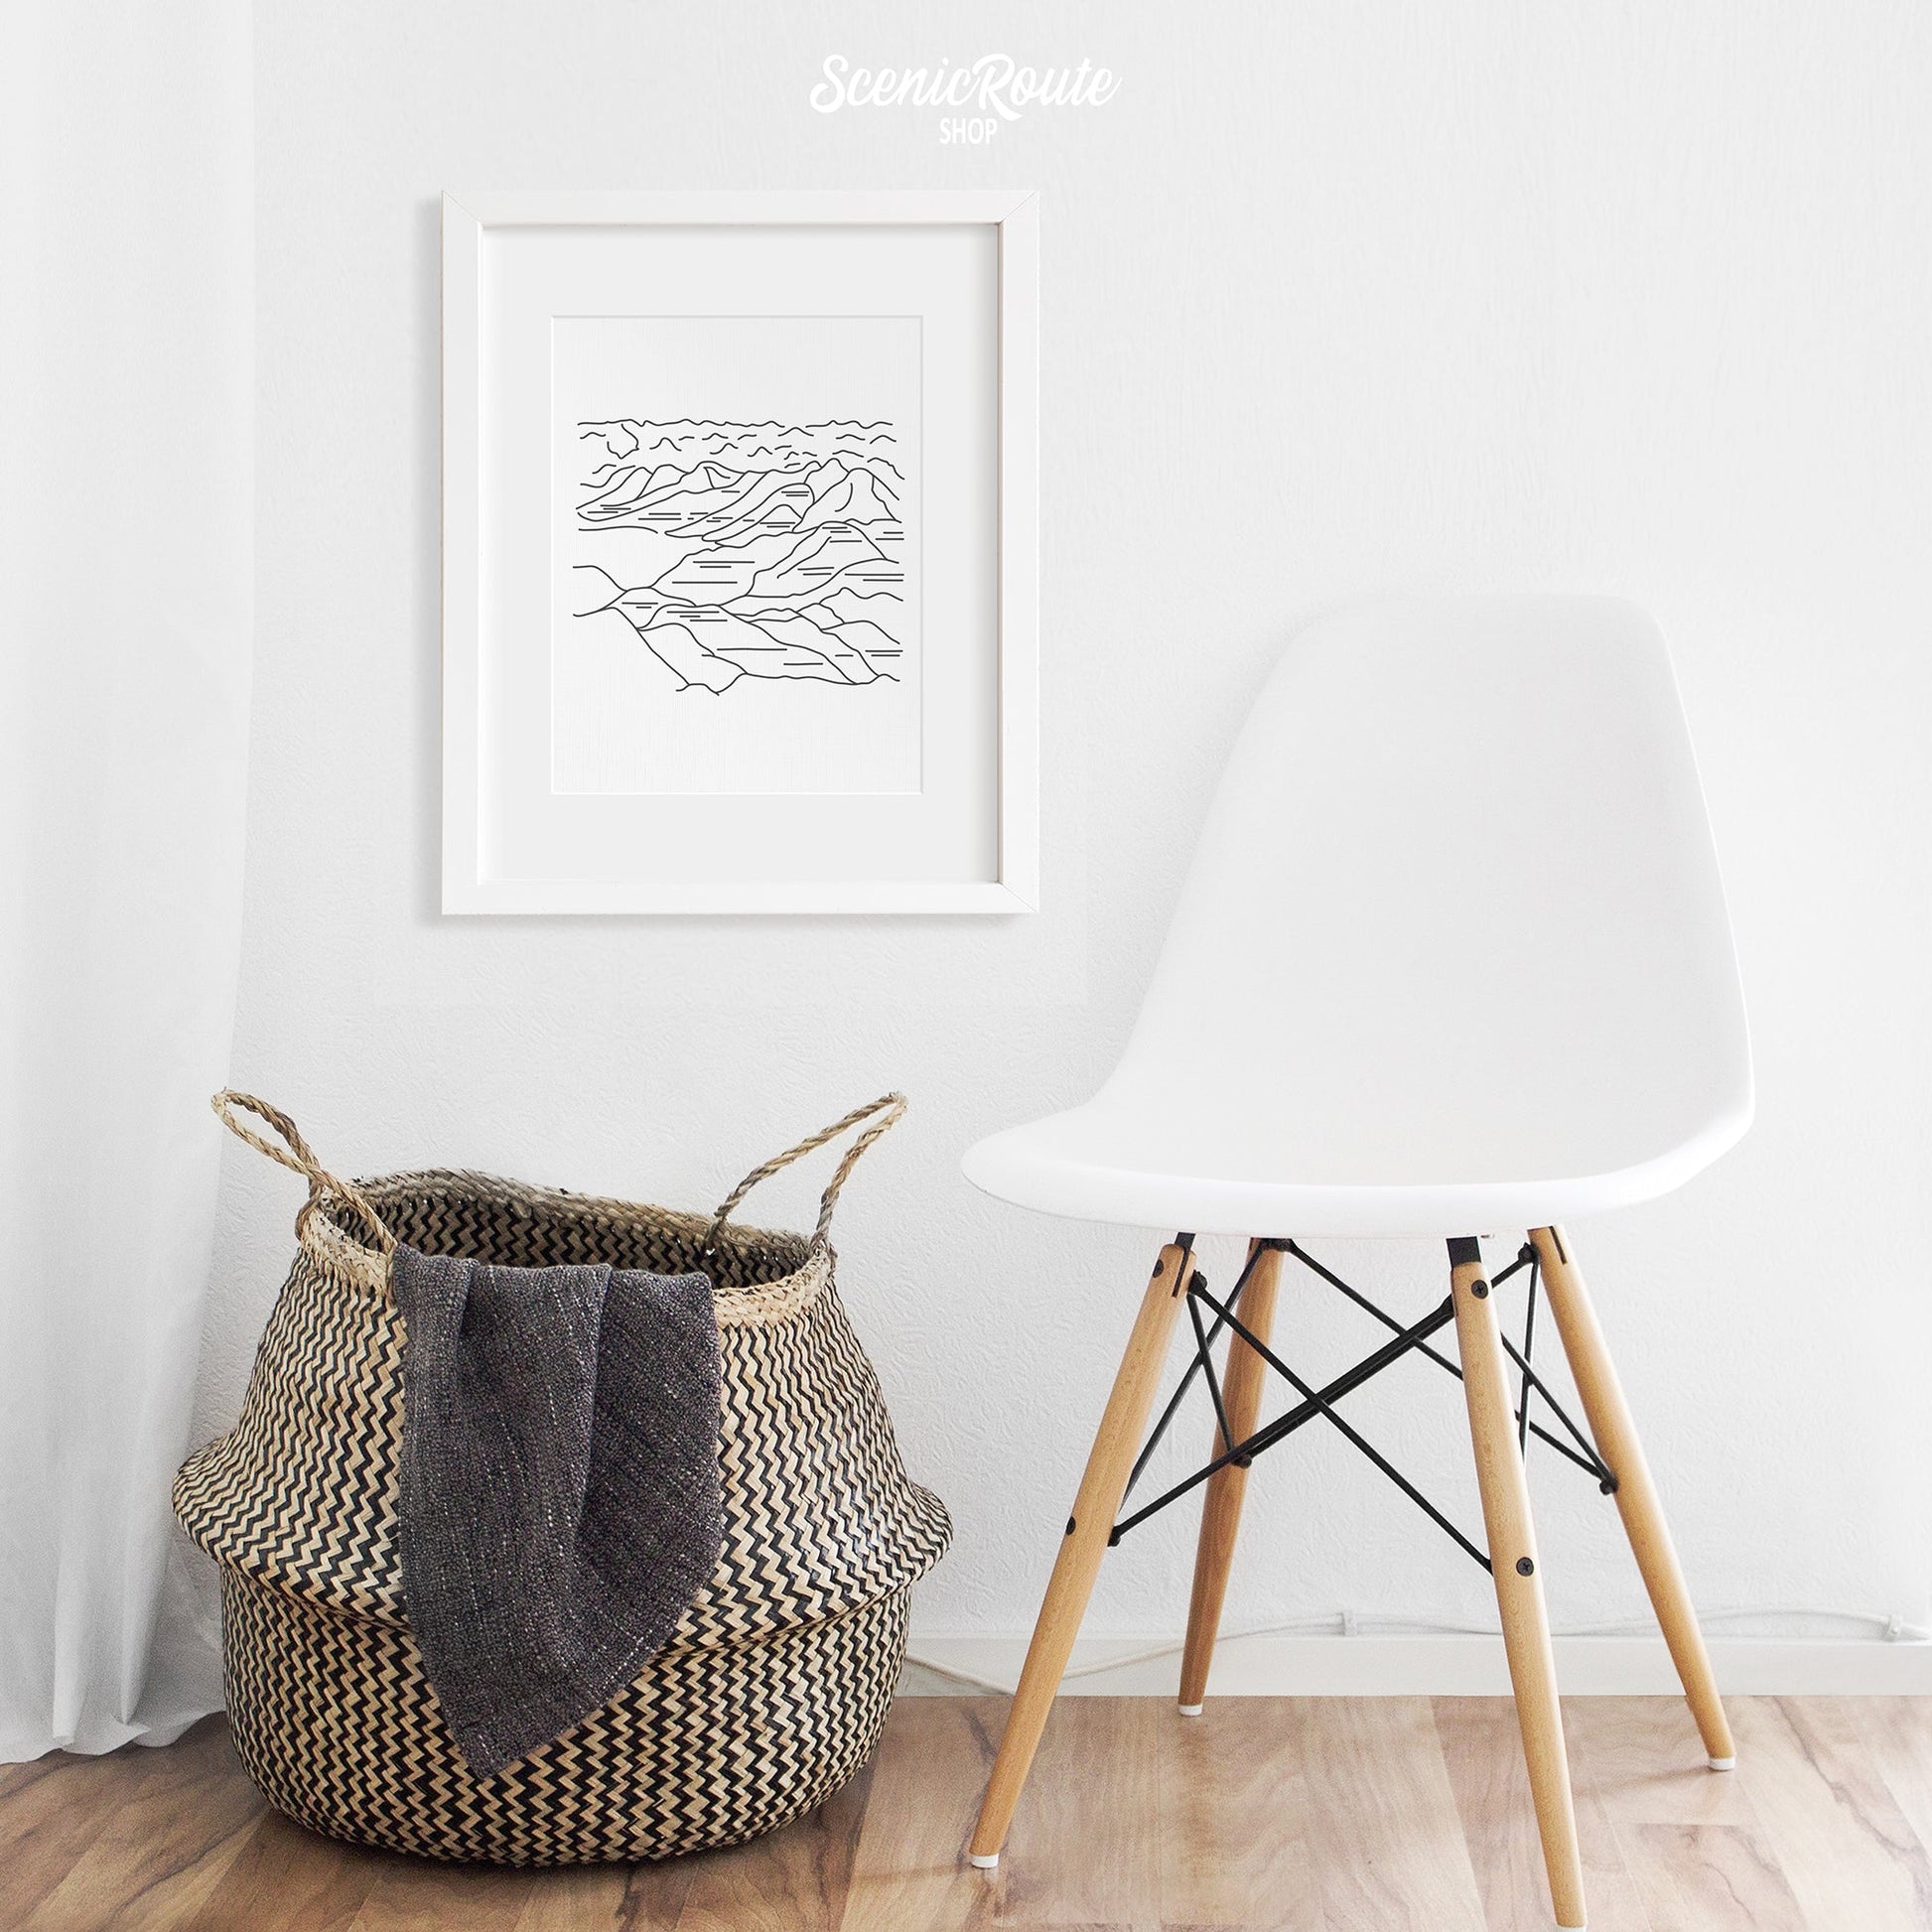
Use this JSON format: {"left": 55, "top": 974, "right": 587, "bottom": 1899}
{"left": 1708, "top": 1754, "right": 1736, "bottom": 1772}
{"left": 968, "top": 1851, "right": 1001, "bottom": 1868}
{"left": 1177, "top": 1702, "right": 1204, "bottom": 1717}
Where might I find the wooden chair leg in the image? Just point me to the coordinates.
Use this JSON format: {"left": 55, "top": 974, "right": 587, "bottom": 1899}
{"left": 1530, "top": 1224, "right": 1735, "bottom": 1770}
{"left": 1451, "top": 1238, "right": 1587, "bottom": 1932}
{"left": 967, "top": 1241, "right": 1194, "bottom": 1867}
{"left": 1177, "top": 1238, "right": 1285, "bottom": 1713}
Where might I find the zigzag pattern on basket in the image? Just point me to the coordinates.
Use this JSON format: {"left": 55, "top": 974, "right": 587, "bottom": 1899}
{"left": 221, "top": 1568, "right": 906, "bottom": 1864}
{"left": 176, "top": 1250, "right": 409, "bottom": 1622}
{"left": 176, "top": 1162, "right": 950, "bottom": 1863}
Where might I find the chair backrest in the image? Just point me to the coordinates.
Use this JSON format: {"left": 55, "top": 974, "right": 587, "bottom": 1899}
{"left": 1100, "top": 596, "right": 1751, "bottom": 1193}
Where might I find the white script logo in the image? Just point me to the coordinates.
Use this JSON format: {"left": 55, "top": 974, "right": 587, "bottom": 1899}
{"left": 811, "top": 54, "right": 1121, "bottom": 144}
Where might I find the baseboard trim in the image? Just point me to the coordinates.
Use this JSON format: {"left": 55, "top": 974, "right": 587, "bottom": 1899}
{"left": 899, "top": 1633, "right": 1932, "bottom": 1698}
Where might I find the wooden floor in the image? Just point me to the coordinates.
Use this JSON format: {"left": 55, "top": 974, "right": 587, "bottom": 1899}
{"left": 7, "top": 1696, "right": 1932, "bottom": 1930}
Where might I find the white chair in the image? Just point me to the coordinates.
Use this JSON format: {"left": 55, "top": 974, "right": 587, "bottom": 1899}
{"left": 962, "top": 596, "right": 1751, "bottom": 1932}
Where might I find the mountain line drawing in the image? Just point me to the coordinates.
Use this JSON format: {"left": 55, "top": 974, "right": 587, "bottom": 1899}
{"left": 571, "top": 417, "right": 910, "bottom": 695}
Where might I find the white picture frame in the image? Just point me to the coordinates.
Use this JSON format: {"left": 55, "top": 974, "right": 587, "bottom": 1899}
{"left": 442, "top": 190, "right": 1038, "bottom": 914}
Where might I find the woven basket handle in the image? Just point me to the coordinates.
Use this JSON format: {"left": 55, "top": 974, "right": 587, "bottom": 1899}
{"left": 703, "top": 1092, "right": 906, "bottom": 1259}
{"left": 211, "top": 1090, "right": 397, "bottom": 1261}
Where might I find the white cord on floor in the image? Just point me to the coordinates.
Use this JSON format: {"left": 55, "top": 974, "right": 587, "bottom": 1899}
{"left": 901, "top": 1604, "right": 1932, "bottom": 1696}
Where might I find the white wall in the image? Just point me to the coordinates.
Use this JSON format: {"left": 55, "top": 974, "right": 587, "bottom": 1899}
{"left": 200, "top": 1, "right": 1932, "bottom": 1677}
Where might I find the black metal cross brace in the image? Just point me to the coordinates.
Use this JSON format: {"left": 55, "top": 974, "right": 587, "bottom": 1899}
{"left": 1108, "top": 1236, "right": 1617, "bottom": 1574}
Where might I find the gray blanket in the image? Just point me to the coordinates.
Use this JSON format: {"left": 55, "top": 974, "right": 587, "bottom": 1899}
{"left": 392, "top": 1245, "right": 722, "bottom": 1776}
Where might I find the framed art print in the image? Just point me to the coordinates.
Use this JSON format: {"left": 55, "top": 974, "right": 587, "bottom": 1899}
{"left": 441, "top": 190, "right": 1038, "bottom": 913}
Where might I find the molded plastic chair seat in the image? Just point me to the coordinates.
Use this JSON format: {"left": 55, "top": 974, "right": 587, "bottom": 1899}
{"left": 964, "top": 596, "right": 1750, "bottom": 1237}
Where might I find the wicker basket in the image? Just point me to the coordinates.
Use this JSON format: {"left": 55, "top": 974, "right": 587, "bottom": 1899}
{"left": 176, "top": 1092, "right": 950, "bottom": 1865}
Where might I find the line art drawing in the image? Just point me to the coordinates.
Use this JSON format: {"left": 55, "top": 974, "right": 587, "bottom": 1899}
{"left": 570, "top": 418, "right": 909, "bottom": 696}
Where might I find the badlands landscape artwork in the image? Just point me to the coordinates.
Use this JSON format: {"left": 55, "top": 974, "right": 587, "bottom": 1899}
{"left": 550, "top": 312, "right": 924, "bottom": 796}
{"left": 569, "top": 418, "right": 911, "bottom": 696}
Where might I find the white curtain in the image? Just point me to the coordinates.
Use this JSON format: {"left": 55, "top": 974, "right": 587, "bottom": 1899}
{"left": 0, "top": 1, "right": 253, "bottom": 1756}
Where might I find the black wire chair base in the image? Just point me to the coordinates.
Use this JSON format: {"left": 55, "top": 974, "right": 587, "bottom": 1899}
{"left": 1107, "top": 1235, "right": 1616, "bottom": 1575}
